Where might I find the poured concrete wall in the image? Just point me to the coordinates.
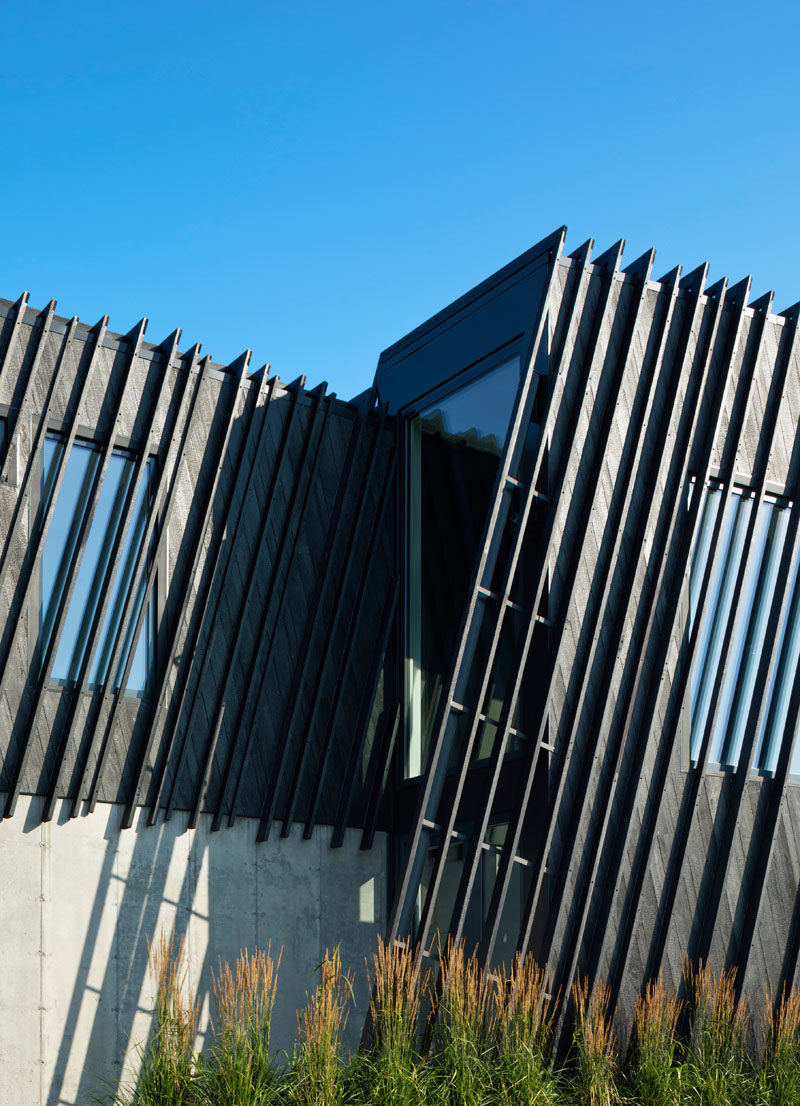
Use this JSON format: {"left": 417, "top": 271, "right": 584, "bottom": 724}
{"left": 0, "top": 796, "right": 387, "bottom": 1106}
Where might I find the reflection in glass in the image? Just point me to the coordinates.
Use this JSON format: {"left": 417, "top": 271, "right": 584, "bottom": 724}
{"left": 414, "top": 820, "right": 531, "bottom": 968}
{"left": 406, "top": 357, "right": 520, "bottom": 778}
{"left": 690, "top": 484, "right": 798, "bottom": 772}
{"left": 41, "top": 437, "right": 154, "bottom": 694}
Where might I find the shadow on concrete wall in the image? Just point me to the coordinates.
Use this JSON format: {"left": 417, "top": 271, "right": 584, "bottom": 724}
{"left": 18, "top": 794, "right": 384, "bottom": 1106}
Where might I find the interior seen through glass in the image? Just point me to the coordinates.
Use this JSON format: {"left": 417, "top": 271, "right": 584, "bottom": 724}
{"left": 415, "top": 820, "right": 532, "bottom": 969}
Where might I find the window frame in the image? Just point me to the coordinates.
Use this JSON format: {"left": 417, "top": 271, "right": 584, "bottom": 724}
{"left": 401, "top": 346, "right": 526, "bottom": 781}
{"left": 28, "top": 418, "right": 165, "bottom": 700}
{"left": 683, "top": 470, "right": 800, "bottom": 783}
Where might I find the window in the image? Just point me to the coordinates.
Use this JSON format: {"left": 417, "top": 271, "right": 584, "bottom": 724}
{"left": 414, "top": 820, "right": 532, "bottom": 968}
{"left": 40, "top": 435, "right": 155, "bottom": 695}
{"left": 405, "top": 356, "right": 521, "bottom": 778}
{"left": 689, "top": 481, "right": 800, "bottom": 776}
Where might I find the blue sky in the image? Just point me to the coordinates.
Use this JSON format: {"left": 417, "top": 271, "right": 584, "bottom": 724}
{"left": 2, "top": 1, "right": 798, "bottom": 399}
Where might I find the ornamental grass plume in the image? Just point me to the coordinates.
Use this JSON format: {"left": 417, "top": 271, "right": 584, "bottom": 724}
{"left": 570, "top": 976, "right": 620, "bottom": 1106}
{"left": 682, "top": 958, "right": 756, "bottom": 1106}
{"left": 352, "top": 937, "right": 427, "bottom": 1106}
{"left": 200, "top": 944, "right": 281, "bottom": 1106}
{"left": 291, "top": 945, "right": 352, "bottom": 1106}
{"left": 629, "top": 975, "right": 682, "bottom": 1106}
{"left": 115, "top": 930, "right": 199, "bottom": 1106}
{"left": 427, "top": 938, "right": 497, "bottom": 1106}
{"left": 494, "top": 953, "right": 561, "bottom": 1105}
{"left": 760, "top": 985, "right": 800, "bottom": 1106}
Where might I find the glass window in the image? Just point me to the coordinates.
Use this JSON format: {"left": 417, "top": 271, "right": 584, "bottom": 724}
{"left": 689, "top": 483, "right": 798, "bottom": 773}
{"left": 414, "top": 820, "right": 531, "bottom": 967}
{"left": 405, "top": 357, "right": 521, "bottom": 778}
{"left": 40, "top": 436, "right": 155, "bottom": 695}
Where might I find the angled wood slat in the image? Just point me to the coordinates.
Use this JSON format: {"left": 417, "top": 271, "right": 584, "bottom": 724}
{"left": 303, "top": 442, "right": 397, "bottom": 840}
{"left": 477, "top": 240, "right": 628, "bottom": 968}
{"left": 0, "top": 300, "right": 56, "bottom": 483}
{"left": 5, "top": 227, "right": 800, "bottom": 1041}
{"left": 635, "top": 278, "right": 764, "bottom": 987}
{"left": 281, "top": 399, "right": 389, "bottom": 836}
{"left": 253, "top": 389, "right": 377, "bottom": 841}
{"left": 589, "top": 273, "right": 732, "bottom": 1007}
{"left": 61, "top": 330, "right": 194, "bottom": 816}
{"left": 489, "top": 254, "right": 655, "bottom": 988}
{"left": 469, "top": 257, "right": 677, "bottom": 999}
{"left": 691, "top": 307, "right": 800, "bottom": 973}
{"left": 183, "top": 382, "right": 334, "bottom": 829}
{"left": 85, "top": 346, "right": 222, "bottom": 814}
{"left": 202, "top": 382, "right": 336, "bottom": 830}
{"left": 122, "top": 349, "right": 260, "bottom": 827}
{"left": 387, "top": 229, "right": 570, "bottom": 951}
{"left": 145, "top": 366, "right": 286, "bottom": 826}
{"left": 2, "top": 317, "right": 148, "bottom": 818}
{"left": 0, "top": 291, "right": 31, "bottom": 387}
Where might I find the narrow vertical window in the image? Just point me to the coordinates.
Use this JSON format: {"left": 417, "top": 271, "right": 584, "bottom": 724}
{"left": 40, "top": 436, "right": 155, "bottom": 695}
{"left": 405, "top": 356, "right": 521, "bottom": 778}
{"left": 689, "top": 482, "right": 797, "bottom": 772}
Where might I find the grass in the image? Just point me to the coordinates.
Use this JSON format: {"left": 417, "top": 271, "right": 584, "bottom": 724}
{"left": 570, "top": 976, "right": 620, "bottom": 1106}
{"left": 114, "top": 930, "right": 199, "bottom": 1106}
{"left": 426, "top": 938, "right": 496, "bottom": 1106}
{"left": 353, "top": 937, "right": 428, "bottom": 1106}
{"left": 628, "top": 975, "right": 682, "bottom": 1106}
{"left": 493, "top": 953, "right": 560, "bottom": 1105}
{"left": 759, "top": 986, "right": 800, "bottom": 1106}
{"left": 108, "top": 934, "right": 800, "bottom": 1106}
{"left": 289, "top": 946, "right": 352, "bottom": 1106}
{"left": 682, "top": 959, "right": 756, "bottom": 1106}
{"left": 199, "top": 945, "right": 281, "bottom": 1105}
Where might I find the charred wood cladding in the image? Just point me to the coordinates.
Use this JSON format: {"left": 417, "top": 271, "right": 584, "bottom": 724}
{"left": 2, "top": 226, "right": 800, "bottom": 1039}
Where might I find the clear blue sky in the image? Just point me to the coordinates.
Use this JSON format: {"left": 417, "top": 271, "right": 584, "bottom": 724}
{"left": 3, "top": 1, "right": 798, "bottom": 400}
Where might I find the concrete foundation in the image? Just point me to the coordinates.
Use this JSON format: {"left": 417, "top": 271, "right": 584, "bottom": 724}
{"left": 0, "top": 796, "right": 387, "bottom": 1106}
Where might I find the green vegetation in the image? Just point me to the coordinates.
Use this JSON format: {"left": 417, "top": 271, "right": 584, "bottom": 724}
{"left": 109, "top": 935, "right": 800, "bottom": 1106}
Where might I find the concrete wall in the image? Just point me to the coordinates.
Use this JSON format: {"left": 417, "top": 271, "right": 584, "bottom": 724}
{"left": 0, "top": 796, "right": 387, "bottom": 1106}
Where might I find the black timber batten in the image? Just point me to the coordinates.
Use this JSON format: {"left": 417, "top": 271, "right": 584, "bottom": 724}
{"left": 4, "top": 224, "right": 800, "bottom": 1037}
{"left": 0, "top": 298, "right": 398, "bottom": 838}
{"left": 378, "top": 228, "right": 800, "bottom": 1037}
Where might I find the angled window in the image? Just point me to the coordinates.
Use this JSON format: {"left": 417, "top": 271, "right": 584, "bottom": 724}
{"left": 40, "top": 436, "right": 155, "bottom": 695}
{"left": 405, "top": 356, "right": 521, "bottom": 778}
{"left": 689, "top": 481, "right": 800, "bottom": 774}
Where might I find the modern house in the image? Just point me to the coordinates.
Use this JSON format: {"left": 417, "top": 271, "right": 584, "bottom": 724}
{"left": 2, "top": 226, "right": 800, "bottom": 1101}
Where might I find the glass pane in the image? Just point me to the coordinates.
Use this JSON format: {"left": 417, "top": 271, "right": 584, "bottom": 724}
{"left": 711, "top": 501, "right": 785, "bottom": 768}
{"left": 92, "top": 459, "right": 153, "bottom": 692}
{"left": 41, "top": 439, "right": 101, "bottom": 672}
{"left": 416, "top": 837, "right": 466, "bottom": 952}
{"left": 690, "top": 484, "right": 800, "bottom": 776}
{"left": 406, "top": 357, "right": 521, "bottom": 778}
{"left": 756, "top": 533, "right": 800, "bottom": 775}
{"left": 691, "top": 490, "right": 749, "bottom": 762}
{"left": 40, "top": 437, "right": 154, "bottom": 695}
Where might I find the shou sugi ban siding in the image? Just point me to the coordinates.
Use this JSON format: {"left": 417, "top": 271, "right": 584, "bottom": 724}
{"left": 0, "top": 299, "right": 398, "bottom": 837}
{"left": 382, "top": 229, "right": 800, "bottom": 1041}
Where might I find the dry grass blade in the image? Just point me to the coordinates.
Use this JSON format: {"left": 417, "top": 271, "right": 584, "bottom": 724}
{"left": 571, "top": 975, "right": 619, "bottom": 1106}
{"left": 683, "top": 958, "right": 755, "bottom": 1106}
{"left": 292, "top": 945, "right": 352, "bottom": 1106}
{"left": 630, "top": 975, "right": 681, "bottom": 1106}
{"left": 761, "top": 984, "right": 800, "bottom": 1106}
{"left": 428, "top": 938, "right": 497, "bottom": 1106}
{"left": 114, "top": 929, "right": 199, "bottom": 1106}
{"left": 204, "top": 944, "right": 282, "bottom": 1105}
